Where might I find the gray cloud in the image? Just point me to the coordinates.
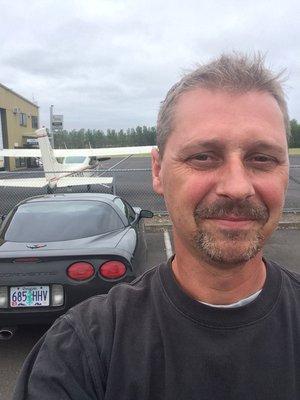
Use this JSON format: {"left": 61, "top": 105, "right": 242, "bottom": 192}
{"left": 0, "top": 0, "right": 299, "bottom": 129}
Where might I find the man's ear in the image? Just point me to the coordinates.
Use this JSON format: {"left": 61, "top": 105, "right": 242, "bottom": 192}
{"left": 151, "top": 148, "right": 163, "bottom": 195}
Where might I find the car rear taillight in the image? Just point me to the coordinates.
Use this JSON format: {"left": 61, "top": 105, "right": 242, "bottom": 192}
{"left": 67, "top": 262, "right": 95, "bottom": 281}
{"left": 99, "top": 261, "right": 126, "bottom": 279}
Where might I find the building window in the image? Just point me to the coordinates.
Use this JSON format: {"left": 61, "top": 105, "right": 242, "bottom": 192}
{"left": 19, "top": 113, "right": 27, "bottom": 127}
{"left": 31, "top": 116, "right": 38, "bottom": 129}
{"left": 15, "top": 158, "right": 26, "bottom": 168}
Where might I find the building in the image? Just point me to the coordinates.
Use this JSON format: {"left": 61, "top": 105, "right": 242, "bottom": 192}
{"left": 0, "top": 83, "right": 39, "bottom": 171}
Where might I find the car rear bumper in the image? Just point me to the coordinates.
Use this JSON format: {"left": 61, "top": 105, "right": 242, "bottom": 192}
{"left": 0, "top": 307, "right": 66, "bottom": 326}
{"left": 0, "top": 274, "right": 134, "bottom": 326}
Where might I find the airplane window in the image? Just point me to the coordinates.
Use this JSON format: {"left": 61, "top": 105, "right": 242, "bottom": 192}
{"left": 63, "top": 156, "right": 86, "bottom": 163}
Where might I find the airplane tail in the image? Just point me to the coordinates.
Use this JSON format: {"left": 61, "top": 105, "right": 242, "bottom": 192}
{"left": 35, "top": 128, "right": 64, "bottom": 182}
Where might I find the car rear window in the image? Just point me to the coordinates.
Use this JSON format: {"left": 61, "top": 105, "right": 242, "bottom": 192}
{"left": 4, "top": 200, "right": 124, "bottom": 242}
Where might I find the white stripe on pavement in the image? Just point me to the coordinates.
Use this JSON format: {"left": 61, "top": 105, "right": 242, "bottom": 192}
{"left": 163, "top": 229, "right": 173, "bottom": 260}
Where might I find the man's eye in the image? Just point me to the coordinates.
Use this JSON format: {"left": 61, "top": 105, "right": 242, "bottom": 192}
{"left": 247, "top": 154, "right": 278, "bottom": 168}
{"left": 185, "top": 153, "right": 221, "bottom": 169}
{"left": 193, "top": 154, "right": 211, "bottom": 161}
{"left": 250, "top": 155, "right": 275, "bottom": 162}
{"left": 189, "top": 152, "right": 220, "bottom": 162}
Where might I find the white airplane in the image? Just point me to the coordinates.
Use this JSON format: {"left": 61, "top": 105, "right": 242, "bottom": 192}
{"left": 0, "top": 128, "right": 153, "bottom": 193}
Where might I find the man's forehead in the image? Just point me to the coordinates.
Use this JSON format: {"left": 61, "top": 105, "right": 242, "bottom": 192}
{"left": 173, "top": 87, "right": 283, "bottom": 115}
{"left": 172, "top": 89, "right": 285, "bottom": 130}
{"left": 162, "top": 88, "right": 288, "bottom": 158}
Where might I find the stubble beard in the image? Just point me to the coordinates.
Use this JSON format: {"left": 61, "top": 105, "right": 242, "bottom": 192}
{"left": 193, "top": 228, "right": 265, "bottom": 266}
{"left": 192, "top": 200, "right": 269, "bottom": 267}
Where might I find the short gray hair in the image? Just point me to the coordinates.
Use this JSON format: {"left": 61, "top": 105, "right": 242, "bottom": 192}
{"left": 157, "top": 53, "right": 290, "bottom": 156}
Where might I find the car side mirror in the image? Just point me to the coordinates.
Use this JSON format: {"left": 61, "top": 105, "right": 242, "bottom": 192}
{"left": 139, "top": 210, "right": 153, "bottom": 219}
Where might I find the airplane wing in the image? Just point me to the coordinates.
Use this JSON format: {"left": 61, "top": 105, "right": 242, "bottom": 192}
{"left": 0, "top": 146, "right": 153, "bottom": 158}
{"left": 0, "top": 149, "right": 41, "bottom": 157}
{"left": 56, "top": 177, "right": 113, "bottom": 187}
{"left": 52, "top": 146, "right": 153, "bottom": 158}
{"left": 0, "top": 177, "right": 47, "bottom": 187}
{"left": 0, "top": 176, "right": 113, "bottom": 189}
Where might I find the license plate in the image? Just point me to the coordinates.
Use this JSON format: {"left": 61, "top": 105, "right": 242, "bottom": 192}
{"left": 10, "top": 286, "right": 50, "bottom": 308}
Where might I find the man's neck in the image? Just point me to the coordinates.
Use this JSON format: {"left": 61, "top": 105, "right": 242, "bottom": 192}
{"left": 171, "top": 241, "right": 266, "bottom": 306}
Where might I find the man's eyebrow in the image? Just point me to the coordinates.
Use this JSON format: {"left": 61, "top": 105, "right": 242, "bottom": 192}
{"left": 179, "top": 139, "right": 287, "bottom": 155}
{"left": 245, "top": 140, "right": 287, "bottom": 155}
{"left": 179, "top": 139, "right": 226, "bottom": 153}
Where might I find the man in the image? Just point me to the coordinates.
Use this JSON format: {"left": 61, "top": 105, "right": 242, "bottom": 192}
{"left": 14, "top": 54, "right": 299, "bottom": 400}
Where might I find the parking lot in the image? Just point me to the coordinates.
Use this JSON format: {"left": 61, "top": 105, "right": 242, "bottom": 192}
{"left": 1, "top": 224, "right": 300, "bottom": 399}
{"left": 0, "top": 156, "right": 300, "bottom": 399}
{"left": 0, "top": 227, "right": 167, "bottom": 400}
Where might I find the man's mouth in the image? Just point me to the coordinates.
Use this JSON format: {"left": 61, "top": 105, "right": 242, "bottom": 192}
{"left": 206, "top": 216, "right": 259, "bottom": 229}
{"left": 208, "top": 214, "right": 256, "bottom": 221}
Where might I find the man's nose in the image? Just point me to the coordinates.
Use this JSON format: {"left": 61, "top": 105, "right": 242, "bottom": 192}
{"left": 215, "top": 158, "right": 255, "bottom": 200}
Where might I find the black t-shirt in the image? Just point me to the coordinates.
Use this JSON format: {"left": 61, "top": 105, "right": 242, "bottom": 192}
{"left": 13, "top": 259, "right": 300, "bottom": 400}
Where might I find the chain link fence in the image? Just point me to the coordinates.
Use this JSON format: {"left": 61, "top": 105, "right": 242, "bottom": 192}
{"left": 0, "top": 168, "right": 165, "bottom": 216}
{"left": 0, "top": 164, "right": 300, "bottom": 216}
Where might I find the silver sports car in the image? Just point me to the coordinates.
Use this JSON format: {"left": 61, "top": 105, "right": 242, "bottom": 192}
{"left": 0, "top": 193, "right": 153, "bottom": 332}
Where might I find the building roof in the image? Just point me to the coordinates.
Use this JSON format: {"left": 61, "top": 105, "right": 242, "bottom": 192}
{"left": 0, "top": 83, "right": 39, "bottom": 108}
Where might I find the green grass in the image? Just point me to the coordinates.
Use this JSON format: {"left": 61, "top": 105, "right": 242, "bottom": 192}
{"left": 289, "top": 148, "right": 300, "bottom": 155}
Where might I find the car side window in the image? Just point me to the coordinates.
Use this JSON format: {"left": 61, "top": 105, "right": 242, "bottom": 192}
{"left": 114, "top": 198, "right": 136, "bottom": 224}
{"left": 123, "top": 200, "right": 136, "bottom": 223}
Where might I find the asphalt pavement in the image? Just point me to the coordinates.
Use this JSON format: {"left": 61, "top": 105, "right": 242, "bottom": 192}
{"left": 0, "top": 155, "right": 300, "bottom": 399}
{"left": 1, "top": 226, "right": 300, "bottom": 400}
{"left": 0, "top": 155, "right": 300, "bottom": 215}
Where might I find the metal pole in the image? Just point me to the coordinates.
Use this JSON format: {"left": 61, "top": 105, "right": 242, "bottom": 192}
{"left": 50, "top": 105, "right": 54, "bottom": 147}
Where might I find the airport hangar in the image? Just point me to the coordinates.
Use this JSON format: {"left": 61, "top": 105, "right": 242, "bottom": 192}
{"left": 0, "top": 83, "right": 39, "bottom": 171}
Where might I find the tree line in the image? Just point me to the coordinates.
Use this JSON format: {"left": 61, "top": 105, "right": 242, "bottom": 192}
{"left": 290, "top": 119, "right": 300, "bottom": 148}
{"left": 53, "top": 121, "right": 300, "bottom": 149}
{"left": 53, "top": 126, "right": 156, "bottom": 148}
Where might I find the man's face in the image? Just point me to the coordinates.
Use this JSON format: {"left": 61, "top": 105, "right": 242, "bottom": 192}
{"left": 152, "top": 89, "right": 289, "bottom": 266}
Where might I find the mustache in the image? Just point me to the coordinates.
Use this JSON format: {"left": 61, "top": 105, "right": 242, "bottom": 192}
{"left": 194, "top": 199, "right": 269, "bottom": 222}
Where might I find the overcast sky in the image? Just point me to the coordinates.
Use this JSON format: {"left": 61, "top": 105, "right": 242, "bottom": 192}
{"left": 1, "top": 0, "right": 299, "bottom": 131}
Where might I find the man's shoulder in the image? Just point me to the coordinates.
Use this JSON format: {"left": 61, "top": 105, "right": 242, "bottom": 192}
{"left": 66, "top": 262, "right": 165, "bottom": 328}
{"left": 48, "top": 263, "right": 167, "bottom": 364}
{"left": 268, "top": 259, "right": 300, "bottom": 288}
{"left": 86, "top": 262, "right": 162, "bottom": 301}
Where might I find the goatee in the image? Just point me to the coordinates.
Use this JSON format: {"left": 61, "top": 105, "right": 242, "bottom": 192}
{"left": 193, "top": 199, "right": 269, "bottom": 266}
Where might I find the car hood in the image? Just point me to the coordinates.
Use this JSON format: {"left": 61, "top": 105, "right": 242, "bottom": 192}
{"left": 0, "top": 228, "right": 128, "bottom": 255}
